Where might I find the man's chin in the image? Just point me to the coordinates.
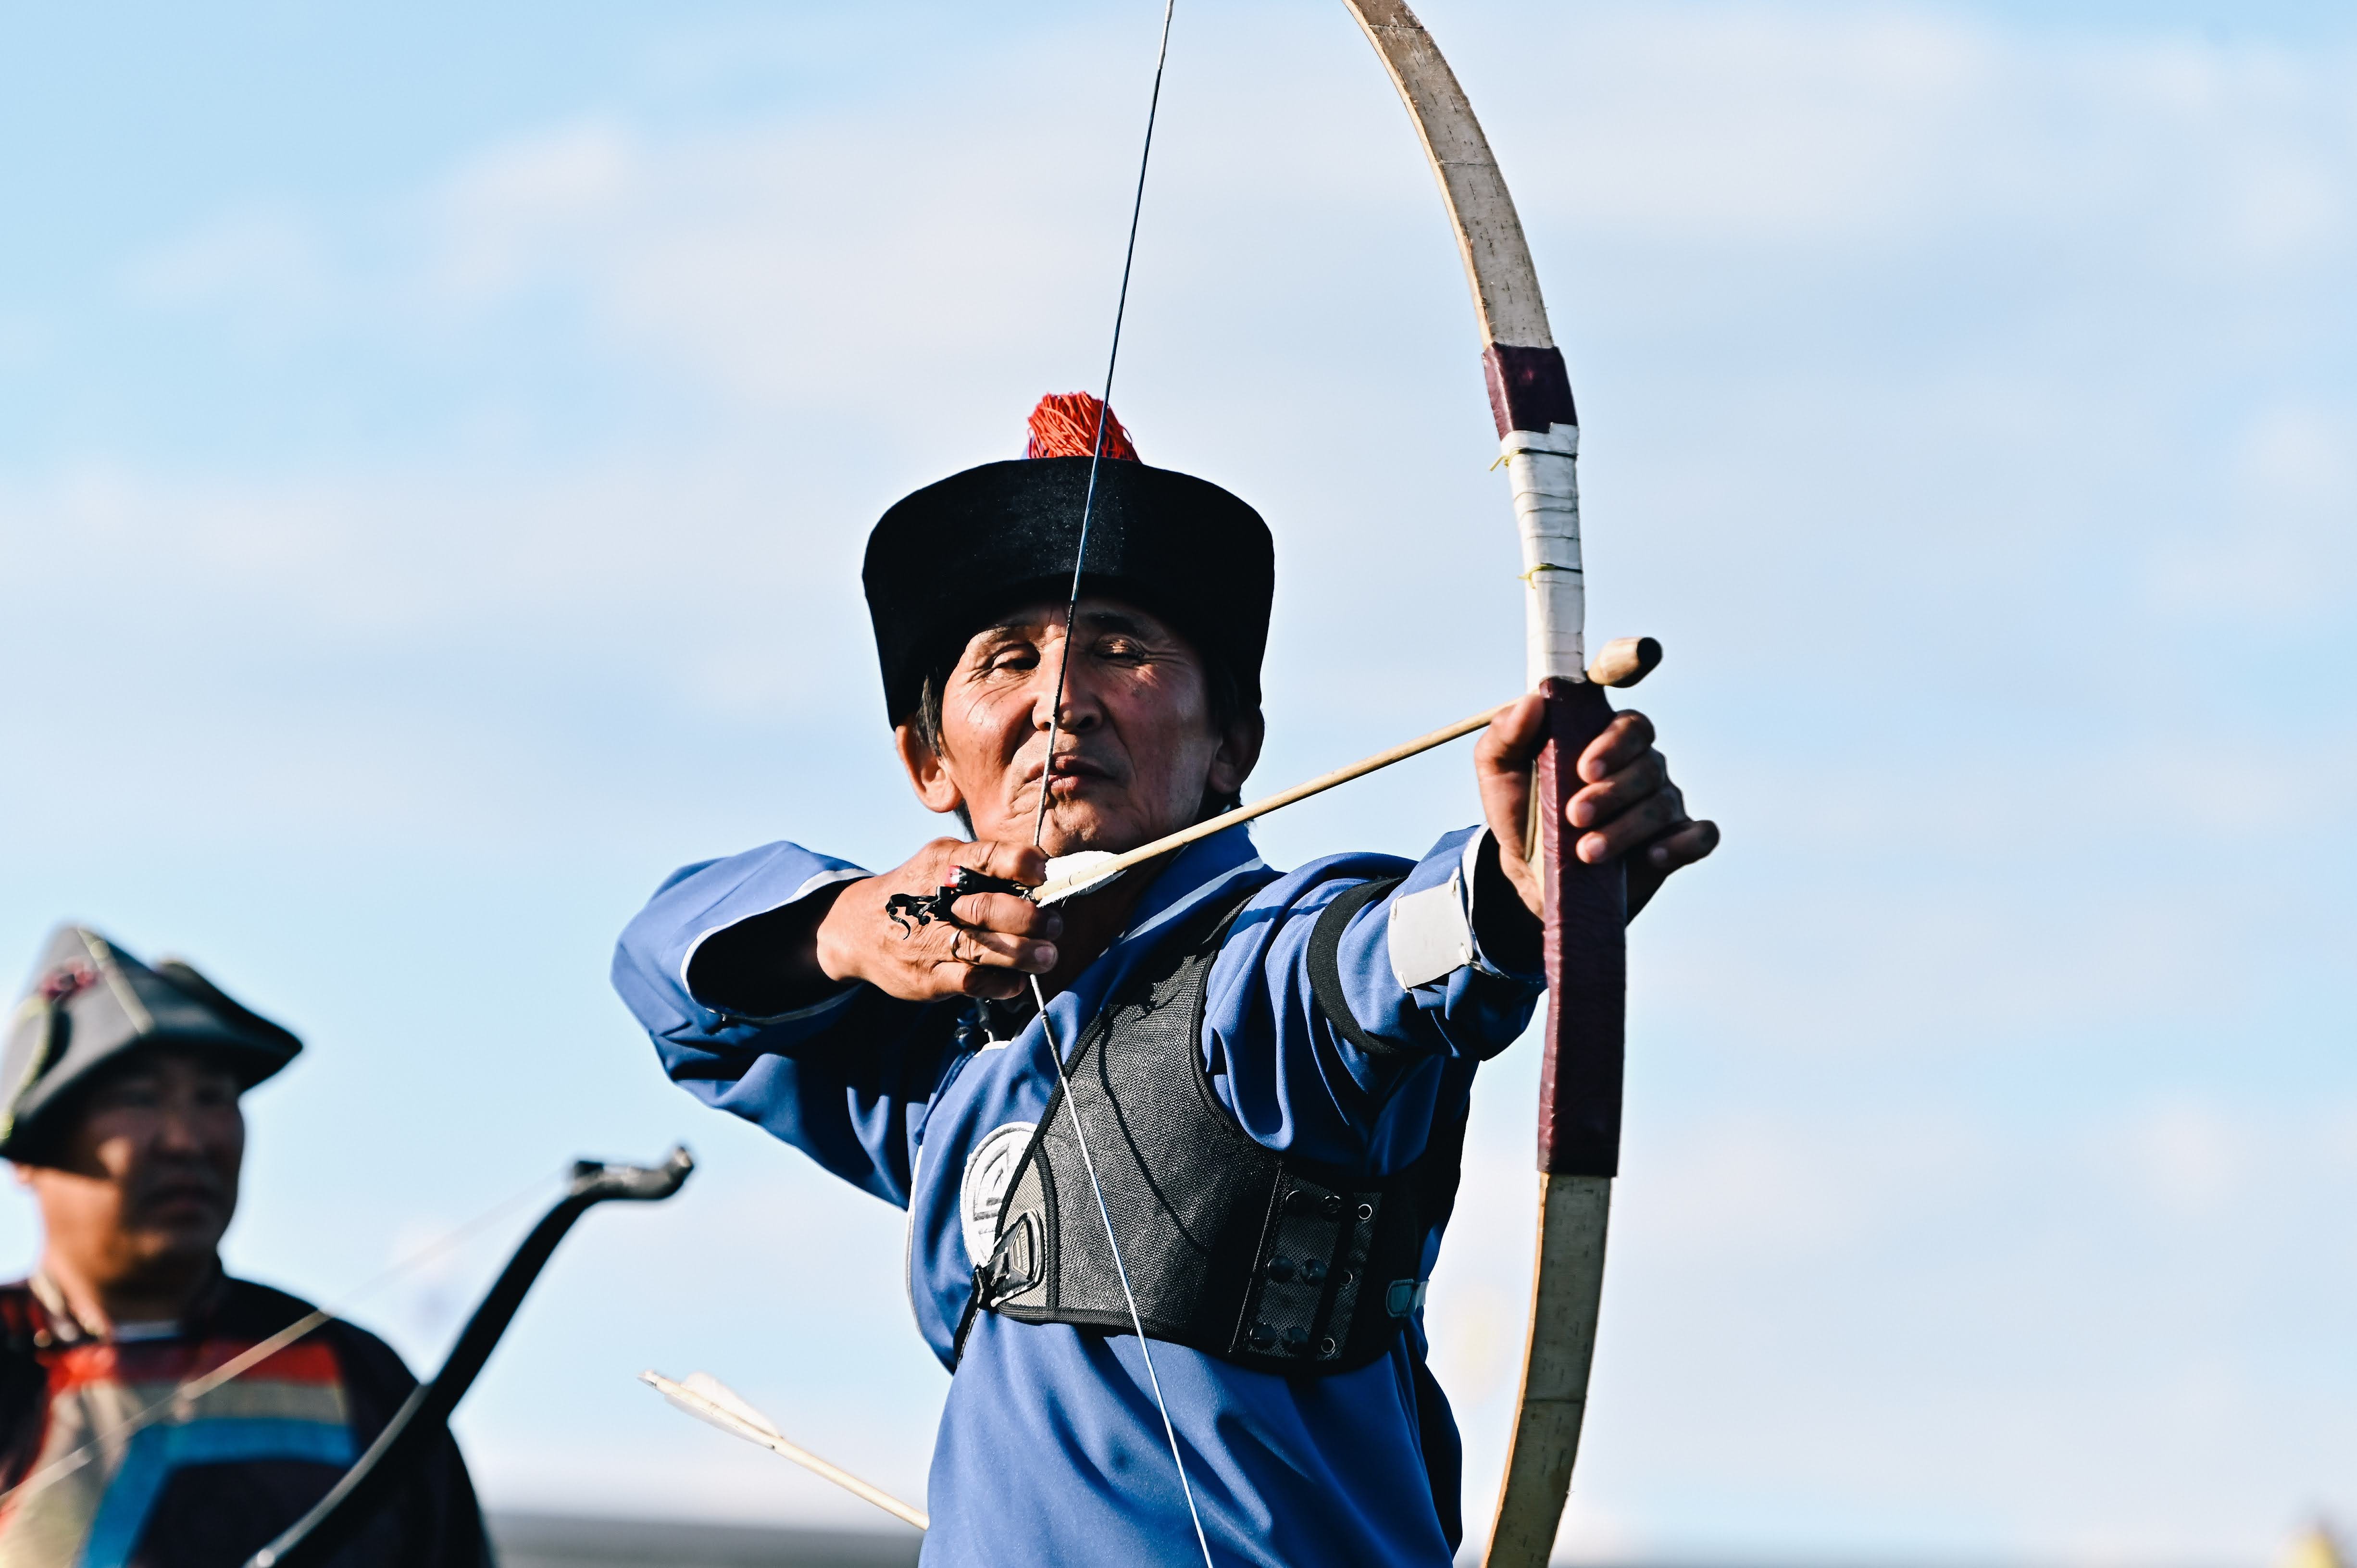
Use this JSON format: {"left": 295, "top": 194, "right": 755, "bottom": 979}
{"left": 125, "top": 1211, "right": 231, "bottom": 1264}
{"left": 1005, "top": 796, "right": 1122, "bottom": 854}
{"left": 1034, "top": 815, "right": 1156, "bottom": 861}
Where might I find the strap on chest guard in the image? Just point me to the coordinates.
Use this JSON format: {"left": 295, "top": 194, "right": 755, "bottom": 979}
{"left": 955, "top": 876, "right": 1466, "bottom": 1375}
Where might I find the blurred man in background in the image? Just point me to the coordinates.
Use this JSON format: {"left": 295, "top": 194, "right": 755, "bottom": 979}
{"left": 0, "top": 925, "right": 491, "bottom": 1567}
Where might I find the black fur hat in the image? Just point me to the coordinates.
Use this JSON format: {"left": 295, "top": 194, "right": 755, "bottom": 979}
{"left": 862, "top": 452, "right": 1274, "bottom": 728}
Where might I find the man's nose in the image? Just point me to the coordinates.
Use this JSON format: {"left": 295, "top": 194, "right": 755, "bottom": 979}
{"left": 151, "top": 1107, "right": 212, "bottom": 1155}
{"left": 1031, "top": 657, "right": 1103, "bottom": 731}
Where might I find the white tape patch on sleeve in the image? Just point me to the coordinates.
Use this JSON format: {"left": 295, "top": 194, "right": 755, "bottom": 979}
{"left": 1388, "top": 868, "right": 1476, "bottom": 990}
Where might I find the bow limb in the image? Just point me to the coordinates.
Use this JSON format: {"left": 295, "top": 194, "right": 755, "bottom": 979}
{"left": 1336, "top": 5, "right": 1626, "bottom": 1565}
{"left": 246, "top": 1149, "right": 696, "bottom": 1568}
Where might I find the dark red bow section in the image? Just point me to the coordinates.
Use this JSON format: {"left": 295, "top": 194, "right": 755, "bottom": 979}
{"left": 1534, "top": 678, "right": 1626, "bottom": 1178}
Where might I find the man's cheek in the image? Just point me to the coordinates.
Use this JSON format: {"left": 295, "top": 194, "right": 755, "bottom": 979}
{"left": 95, "top": 1133, "right": 144, "bottom": 1181}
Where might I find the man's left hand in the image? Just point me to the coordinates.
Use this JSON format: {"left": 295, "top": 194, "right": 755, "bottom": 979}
{"left": 1475, "top": 694, "right": 1720, "bottom": 920}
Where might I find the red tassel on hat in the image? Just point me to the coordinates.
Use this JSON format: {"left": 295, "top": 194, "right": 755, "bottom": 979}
{"left": 1026, "top": 392, "right": 1140, "bottom": 462}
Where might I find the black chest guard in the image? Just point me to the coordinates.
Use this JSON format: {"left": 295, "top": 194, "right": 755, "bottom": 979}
{"left": 958, "top": 880, "right": 1467, "bottom": 1375}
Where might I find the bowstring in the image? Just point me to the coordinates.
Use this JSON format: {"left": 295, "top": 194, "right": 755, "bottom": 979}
{"left": 1029, "top": 976, "right": 1216, "bottom": 1567}
{"left": 0, "top": 1165, "right": 561, "bottom": 1510}
{"left": 1027, "top": 0, "right": 1179, "bottom": 850}
{"left": 1021, "top": 3, "right": 1217, "bottom": 1565}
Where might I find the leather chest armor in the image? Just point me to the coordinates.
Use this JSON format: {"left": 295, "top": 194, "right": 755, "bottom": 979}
{"left": 959, "top": 879, "right": 1466, "bottom": 1375}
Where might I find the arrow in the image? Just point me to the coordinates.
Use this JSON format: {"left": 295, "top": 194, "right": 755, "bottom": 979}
{"left": 641, "top": 1370, "right": 929, "bottom": 1532}
{"left": 1034, "top": 636, "right": 1658, "bottom": 906}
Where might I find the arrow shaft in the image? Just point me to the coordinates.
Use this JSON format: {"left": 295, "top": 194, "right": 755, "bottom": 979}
{"left": 1034, "top": 701, "right": 1510, "bottom": 905}
{"left": 754, "top": 1431, "right": 931, "bottom": 1532}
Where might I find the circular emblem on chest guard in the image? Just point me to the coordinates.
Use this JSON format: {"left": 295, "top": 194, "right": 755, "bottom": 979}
{"left": 960, "top": 1120, "right": 1038, "bottom": 1268}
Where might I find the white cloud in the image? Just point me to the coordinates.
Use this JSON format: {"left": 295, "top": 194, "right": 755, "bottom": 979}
{"left": 2149, "top": 400, "right": 2357, "bottom": 616}
{"left": 123, "top": 205, "right": 336, "bottom": 322}
{"left": 2106, "top": 1099, "right": 2247, "bottom": 1217}
{"left": 428, "top": 120, "right": 643, "bottom": 304}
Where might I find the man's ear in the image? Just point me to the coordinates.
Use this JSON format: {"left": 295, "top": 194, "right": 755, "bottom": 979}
{"left": 1207, "top": 709, "right": 1266, "bottom": 801}
{"left": 894, "top": 723, "right": 969, "bottom": 816}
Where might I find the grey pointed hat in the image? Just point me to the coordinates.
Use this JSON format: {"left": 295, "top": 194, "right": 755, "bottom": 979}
{"left": 1, "top": 925, "right": 300, "bottom": 1159}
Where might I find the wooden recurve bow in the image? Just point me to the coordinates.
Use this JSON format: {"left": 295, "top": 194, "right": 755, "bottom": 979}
{"left": 1335, "top": 5, "right": 1627, "bottom": 1563}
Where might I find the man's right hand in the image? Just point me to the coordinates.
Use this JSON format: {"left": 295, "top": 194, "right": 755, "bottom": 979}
{"left": 815, "top": 839, "right": 1063, "bottom": 1003}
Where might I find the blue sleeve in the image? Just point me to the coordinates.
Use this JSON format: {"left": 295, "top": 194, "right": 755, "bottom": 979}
{"left": 1200, "top": 827, "right": 1544, "bottom": 1172}
{"left": 611, "top": 841, "right": 955, "bottom": 1208}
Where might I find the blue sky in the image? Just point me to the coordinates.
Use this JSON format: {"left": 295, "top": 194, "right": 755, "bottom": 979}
{"left": 1, "top": 0, "right": 2352, "bottom": 1561}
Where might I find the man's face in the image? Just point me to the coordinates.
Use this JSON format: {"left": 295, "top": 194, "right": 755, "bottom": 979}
{"left": 898, "top": 596, "right": 1263, "bottom": 855}
{"left": 15, "top": 1050, "right": 244, "bottom": 1289}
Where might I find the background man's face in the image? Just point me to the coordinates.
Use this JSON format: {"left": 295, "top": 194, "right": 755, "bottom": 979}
{"left": 16, "top": 1050, "right": 245, "bottom": 1289}
{"left": 905, "top": 595, "right": 1259, "bottom": 855}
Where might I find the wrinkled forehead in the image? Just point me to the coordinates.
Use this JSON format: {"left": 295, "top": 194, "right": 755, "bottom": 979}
{"left": 958, "top": 596, "right": 1195, "bottom": 659}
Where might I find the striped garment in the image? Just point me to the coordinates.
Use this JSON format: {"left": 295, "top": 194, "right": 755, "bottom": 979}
{"left": 0, "top": 1277, "right": 489, "bottom": 1568}
{"left": 2, "top": 1332, "right": 352, "bottom": 1568}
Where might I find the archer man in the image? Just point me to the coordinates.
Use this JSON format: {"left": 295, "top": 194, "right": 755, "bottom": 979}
{"left": 0, "top": 925, "right": 492, "bottom": 1567}
{"left": 613, "top": 395, "right": 1717, "bottom": 1567}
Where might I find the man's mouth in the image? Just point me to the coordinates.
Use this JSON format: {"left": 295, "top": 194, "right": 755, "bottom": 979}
{"left": 1024, "top": 754, "right": 1116, "bottom": 796}
{"left": 137, "top": 1181, "right": 225, "bottom": 1220}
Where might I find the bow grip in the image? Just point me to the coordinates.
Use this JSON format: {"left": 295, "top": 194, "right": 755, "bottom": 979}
{"left": 1535, "top": 678, "right": 1627, "bottom": 1178}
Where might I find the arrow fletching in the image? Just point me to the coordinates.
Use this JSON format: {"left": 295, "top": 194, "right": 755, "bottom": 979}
{"left": 644, "top": 1369, "right": 780, "bottom": 1445}
{"left": 1038, "top": 850, "right": 1126, "bottom": 904}
{"left": 639, "top": 1370, "right": 929, "bottom": 1532}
